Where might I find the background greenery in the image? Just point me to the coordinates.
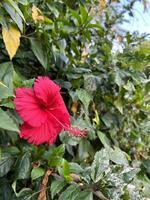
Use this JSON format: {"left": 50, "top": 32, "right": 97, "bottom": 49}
{"left": 0, "top": 0, "right": 150, "bottom": 199}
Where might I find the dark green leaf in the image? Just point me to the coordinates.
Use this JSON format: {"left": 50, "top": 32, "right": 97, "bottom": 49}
{"left": 0, "top": 109, "right": 19, "bottom": 132}
{"left": 3, "top": 3, "right": 23, "bottom": 32}
{"left": 3, "top": 146, "right": 20, "bottom": 156}
{"left": 97, "top": 131, "right": 110, "bottom": 148}
{"left": 12, "top": 181, "right": 32, "bottom": 198}
{"left": 51, "top": 179, "right": 67, "bottom": 199}
{"left": 0, "top": 179, "right": 13, "bottom": 200}
{"left": 0, "top": 62, "right": 14, "bottom": 99}
{"left": 17, "top": 152, "right": 31, "bottom": 179}
{"left": 30, "top": 38, "right": 48, "bottom": 69}
{"left": 0, "top": 153, "right": 13, "bottom": 177}
{"left": 78, "top": 140, "right": 94, "bottom": 161}
{"left": 6, "top": 0, "right": 25, "bottom": 21}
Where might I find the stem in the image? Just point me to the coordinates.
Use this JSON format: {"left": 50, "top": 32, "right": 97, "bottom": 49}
{"left": 93, "top": 191, "right": 109, "bottom": 200}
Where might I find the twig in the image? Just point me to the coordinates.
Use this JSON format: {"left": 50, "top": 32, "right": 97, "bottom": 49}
{"left": 38, "top": 169, "right": 52, "bottom": 200}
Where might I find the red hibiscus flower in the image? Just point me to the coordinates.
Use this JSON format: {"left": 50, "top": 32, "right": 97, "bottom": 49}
{"left": 14, "top": 76, "right": 87, "bottom": 145}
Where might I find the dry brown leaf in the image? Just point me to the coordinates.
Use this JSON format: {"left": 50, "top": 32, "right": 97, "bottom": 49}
{"left": 142, "top": 0, "right": 148, "bottom": 11}
{"left": 38, "top": 169, "right": 52, "bottom": 200}
{"left": 70, "top": 173, "right": 81, "bottom": 182}
{"left": 71, "top": 102, "right": 78, "bottom": 114}
{"left": 32, "top": 5, "right": 44, "bottom": 23}
{"left": 2, "top": 26, "right": 21, "bottom": 60}
{"left": 117, "top": 35, "right": 123, "bottom": 43}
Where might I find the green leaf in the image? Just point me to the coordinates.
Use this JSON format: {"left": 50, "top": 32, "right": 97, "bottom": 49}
{"left": 59, "top": 131, "right": 80, "bottom": 146}
{"left": 135, "top": 173, "right": 150, "bottom": 197}
{"left": 0, "top": 62, "right": 13, "bottom": 86}
{"left": 77, "top": 89, "right": 92, "bottom": 111}
{"left": 0, "top": 84, "right": 13, "bottom": 100}
{"left": 51, "top": 179, "right": 67, "bottom": 199}
{"left": 0, "top": 101, "right": 14, "bottom": 109}
{"left": 79, "top": 5, "right": 88, "bottom": 23}
{"left": 6, "top": 0, "right": 25, "bottom": 21}
{"left": 0, "top": 179, "right": 13, "bottom": 200}
{"left": 17, "top": 152, "right": 31, "bottom": 179}
{"left": 31, "top": 167, "right": 45, "bottom": 180}
{"left": 0, "top": 153, "right": 13, "bottom": 177}
{"left": 62, "top": 160, "right": 72, "bottom": 182}
{"left": 70, "top": 9, "right": 81, "bottom": 26}
{"left": 97, "top": 131, "right": 110, "bottom": 148}
{"left": 123, "top": 168, "right": 140, "bottom": 183}
{"left": 3, "top": 3, "right": 23, "bottom": 32}
{"left": 102, "top": 113, "right": 116, "bottom": 128}
{"left": 113, "top": 70, "right": 127, "bottom": 86}
{"left": 78, "top": 140, "right": 94, "bottom": 161}
{"left": 53, "top": 52, "right": 69, "bottom": 68}
{"left": 3, "top": 146, "right": 20, "bottom": 156}
{"left": 142, "top": 160, "right": 150, "bottom": 175}
{"left": 22, "top": 78, "right": 34, "bottom": 87}
{"left": 114, "top": 98, "right": 123, "bottom": 114}
{"left": 30, "top": 38, "right": 48, "bottom": 69}
{"left": 58, "top": 184, "right": 80, "bottom": 200}
{"left": 108, "top": 147, "right": 129, "bottom": 165}
{"left": 48, "top": 144, "right": 65, "bottom": 167}
{"left": 84, "top": 75, "right": 100, "bottom": 94}
{"left": 91, "top": 149, "right": 109, "bottom": 183}
{"left": 69, "top": 162, "right": 84, "bottom": 174}
{"left": 0, "top": 109, "right": 19, "bottom": 132}
{"left": 18, "top": 0, "right": 28, "bottom": 5}
{"left": 0, "top": 12, "right": 7, "bottom": 27}
{"left": 0, "top": 62, "right": 14, "bottom": 99}
{"left": 77, "top": 191, "right": 93, "bottom": 200}
{"left": 12, "top": 181, "right": 32, "bottom": 198}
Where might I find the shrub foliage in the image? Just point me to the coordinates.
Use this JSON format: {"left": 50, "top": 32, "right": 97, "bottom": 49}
{"left": 0, "top": 0, "right": 150, "bottom": 199}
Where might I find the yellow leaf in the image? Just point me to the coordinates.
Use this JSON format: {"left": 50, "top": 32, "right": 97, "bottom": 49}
{"left": 2, "top": 26, "right": 21, "bottom": 60}
{"left": 99, "top": 0, "right": 106, "bottom": 11}
{"left": 93, "top": 110, "right": 100, "bottom": 126}
{"left": 32, "top": 5, "right": 44, "bottom": 23}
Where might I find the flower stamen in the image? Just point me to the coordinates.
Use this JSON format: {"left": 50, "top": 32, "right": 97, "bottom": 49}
{"left": 49, "top": 112, "right": 87, "bottom": 137}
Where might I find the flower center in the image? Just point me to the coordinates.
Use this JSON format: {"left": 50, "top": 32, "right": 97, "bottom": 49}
{"left": 40, "top": 104, "right": 47, "bottom": 110}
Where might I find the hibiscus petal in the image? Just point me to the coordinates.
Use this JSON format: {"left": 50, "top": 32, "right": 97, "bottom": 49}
{"left": 20, "top": 119, "right": 62, "bottom": 145}
{"left": 47, "top": 93, "right": 87, "bottom": 138}
{"left": 34, "top": 76, "right": 60, "bottom": 105}
{"left": 47, "top": 93, "right": 71, "bottom": 126}
{"left": 14, "top": 88, "right": 47, "bottom": 127}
